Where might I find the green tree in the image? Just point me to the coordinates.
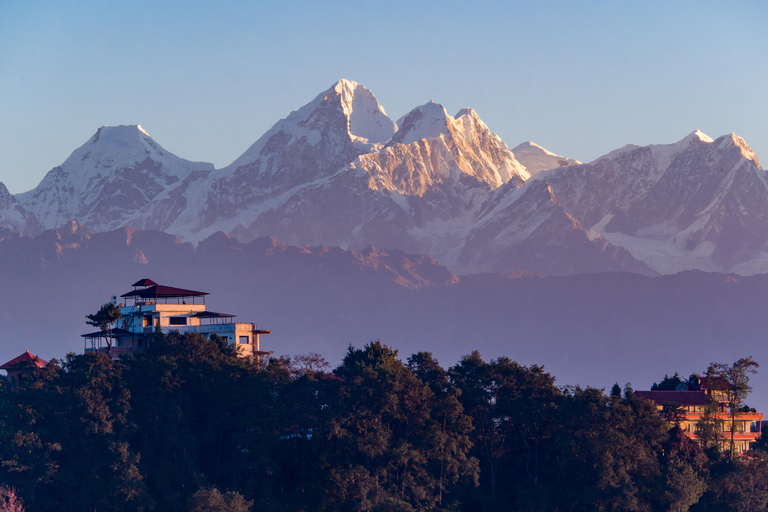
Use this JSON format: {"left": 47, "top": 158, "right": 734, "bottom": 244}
{"left": 85, "top": 302, "right": 123, "bottom": 356}
{"left": 449, "top": 353, "right": 566, "bottom": 511}
{"left": 123, "top": 331, "right": 258, "bottom": 511}
{"left": 554, "top": 386, "right": 668, "bottom": 512}
{"left": 188, "top": 487, "right": 252, "bottom": 512}
{"left": 652, "top": 373, "right": 686, "bottom": 391}
{"left": 0, "top": 352, "right": 150, "bottom": 511}
{"left": 448, "top": 351, "right": 505, "bottom": 505}
{"left": 697, "top": 452, "right": 768, "bottom": 512}
{"left": 658, "top": 427, "right": 708, "bottom": 512}
{"left": 320, "top": 342, "right": 477, "bottom": 511}
{"left": 660, "top": 402, "right": 687, "bottom": 427}
{"left": 706, "top": 358, "right": 759, "bottom": 461}
{"left": 695, "top": 395, "right": 725, "bottom": 458}
{"left": 408, "top": 352, "right": 479, "bottom": 507}
{"left": 0, "top": 361, "right": 63, "bottom": 509}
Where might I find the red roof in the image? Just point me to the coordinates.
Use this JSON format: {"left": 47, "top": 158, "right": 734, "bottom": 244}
{"left": 635, "top": 390, "right": 708, "bottom": 406}
{"left": 0, "top": 350, "right": 48, "bottom": 370}
{"left": 131, "top": 278, "right": 158, "bottom": 287}
{"left": 121, "top": 284, "right": 208, "bottom": 299}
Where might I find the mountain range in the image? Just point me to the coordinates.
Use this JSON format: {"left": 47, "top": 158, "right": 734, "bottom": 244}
{"left": 2, "top": 79, "right": 764, "bottom": 276}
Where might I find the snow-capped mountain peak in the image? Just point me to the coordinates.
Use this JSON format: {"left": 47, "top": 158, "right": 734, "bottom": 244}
{"left": 455, "top": 107, "right": 477, "bottom": 118}
{"left": 224, "top": 80, "right": 396, "bottom": 175}
{"left": 454, "top": 108, "right": 490, "bottom": 140}
{"left": 512, "top": 141, "right": 582, "bottom": 176}
{"left": 715, "top": 132, "right": 762, "bottom": 169}
{"left": 592, "top": 130, "right": 714, "bottom": 169}
{"left": 687, "top": 129, "right": 714, "bottom": 144}
{"left": 332, "top": 79, "right": 397, "bottom": 147}
{"left": 14, "top": 83, "right": 768, "bottom": 279}
{"left": 52, "top": 124, "right": 207, "bottom": 183}
{"left": 390, "top": 101, "right": 452, "bottom": 146}
{"left": 94, "top": 124, "right": 147, "bottom": 141}
{"left": 16, "top": 125, "right": 214, "bottom": 231}
{"left": 355, "top": 101, "right": 529, "bottom": 203}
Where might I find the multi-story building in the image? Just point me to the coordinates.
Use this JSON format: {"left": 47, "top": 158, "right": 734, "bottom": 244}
{"left": 82, "top": 279, "right": 271, "bottom": 360}
{"left": 636, "top": 376, "right": 763, "bottom": 455}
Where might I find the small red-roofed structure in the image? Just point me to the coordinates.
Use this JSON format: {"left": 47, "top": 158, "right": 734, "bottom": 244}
{"left": 0, "top": 350, "right": 48, "bottom": 383}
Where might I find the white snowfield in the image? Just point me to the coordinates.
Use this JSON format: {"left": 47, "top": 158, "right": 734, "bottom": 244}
{"left": 535, "top": 129, "right": 767, "bottom": 275}
{"left": 15, "top": 124, "right": 214, "bottom": 232}
{"left": 512, "top": 141, "right": 581, "bottom": 177}
{"left": 4, "top": 80, "right": 767, "bottom": 276}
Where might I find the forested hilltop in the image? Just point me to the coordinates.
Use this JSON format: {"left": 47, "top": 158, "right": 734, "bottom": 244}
{"left": 1, "top": 333, "right": 766, "bottom": 512}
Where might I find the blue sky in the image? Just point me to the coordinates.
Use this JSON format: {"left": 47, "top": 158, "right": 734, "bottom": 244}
{"left": 1, "top": 0, "right": 766, "bottom": 193}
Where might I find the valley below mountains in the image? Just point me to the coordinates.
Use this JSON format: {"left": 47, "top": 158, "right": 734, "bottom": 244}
{"left": 2, "top": 223, "right": 768, "bottom": 412}
{"left": 2, "top": 79, "right": 768, "bottom": 408}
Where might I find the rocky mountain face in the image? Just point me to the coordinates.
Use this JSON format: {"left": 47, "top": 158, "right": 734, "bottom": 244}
{"left": 9, "top": 80, "right": 768, "bottom": 276}
{"left": 16, "top": 125, "right": 215, "bottom": 233}
{"left": 0, "top": 182, "right": 42, "bottom": 236}
{"left": 168, "top": 80, "right": 399, "bottom": 238}
{"left": 536, "top": 130, "right": 768, "bottom": 274}
{"left": 458, "top": 179, "right": 655, "bottom": 275}
{"left": 230, "top": 101, "right": 532, "bottom": 267}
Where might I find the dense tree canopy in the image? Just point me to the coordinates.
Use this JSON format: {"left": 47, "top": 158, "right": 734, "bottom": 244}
{"left": 0, "top": 335, "right": 762, "bottom": 511}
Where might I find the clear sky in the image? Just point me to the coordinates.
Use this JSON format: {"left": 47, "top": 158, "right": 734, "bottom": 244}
{"left": 1, "top": 0, "right": 766, "bottom": 194}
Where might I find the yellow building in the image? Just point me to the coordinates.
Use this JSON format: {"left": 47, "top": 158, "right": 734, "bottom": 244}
{"left": 636, "top": 376, "right": 762, "bottom": 455}
{"left": 82, "top": 279, "right": 271, "bottom": 360}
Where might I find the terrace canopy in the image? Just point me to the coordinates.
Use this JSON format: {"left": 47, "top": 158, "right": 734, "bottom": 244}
{"left": 171, "top": 311, "right": 237, "bottom": 325}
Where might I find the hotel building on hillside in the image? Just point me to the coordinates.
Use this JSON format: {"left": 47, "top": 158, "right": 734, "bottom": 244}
{"left": 82, "top": 279, "right": 271, "bottom": 360}
{"left": 636, "top": 376, "right": 763, "bottom": 455}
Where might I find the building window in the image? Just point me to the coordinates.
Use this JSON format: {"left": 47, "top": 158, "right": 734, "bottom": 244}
{"left": 169, "top": 317, "right": 187, "bottom": 326}
{"left": 143, "top": 315, "right": 152, "bottom": 327}
{"left": 239, "top": 336, "right": 249, "bottom": 345}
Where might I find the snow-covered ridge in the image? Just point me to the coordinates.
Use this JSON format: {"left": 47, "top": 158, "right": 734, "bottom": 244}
{"left": 16, "top": 125, "right": 215, "bottom": 231}
{"left": 0, "top": 181, "right": 43, "bottom": 235}
{"left": 391, "top": 101, "right": 452, "bottom": 146}
{"left": 335, "top": 79, "right": 398, "bottom": 148}
{"left": 8, "top": 80, "right": 767, "bottom": 278}
{"left": 223, "top": 79, "right": 396, "bottom": 174}
{"left": 512, "top": 141, "right": 581, "bottom": 176}
{"left": 67, "top": 124, "right": 211, "bottom": 180}
{"left": 534, "top": 129, "right": 768, "bottom": 274}
{"left": 360, "top": 101, "right": 529, "bottom": 196}
{"left": 716, "top": 133, "right": 762, "bottom": 169}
